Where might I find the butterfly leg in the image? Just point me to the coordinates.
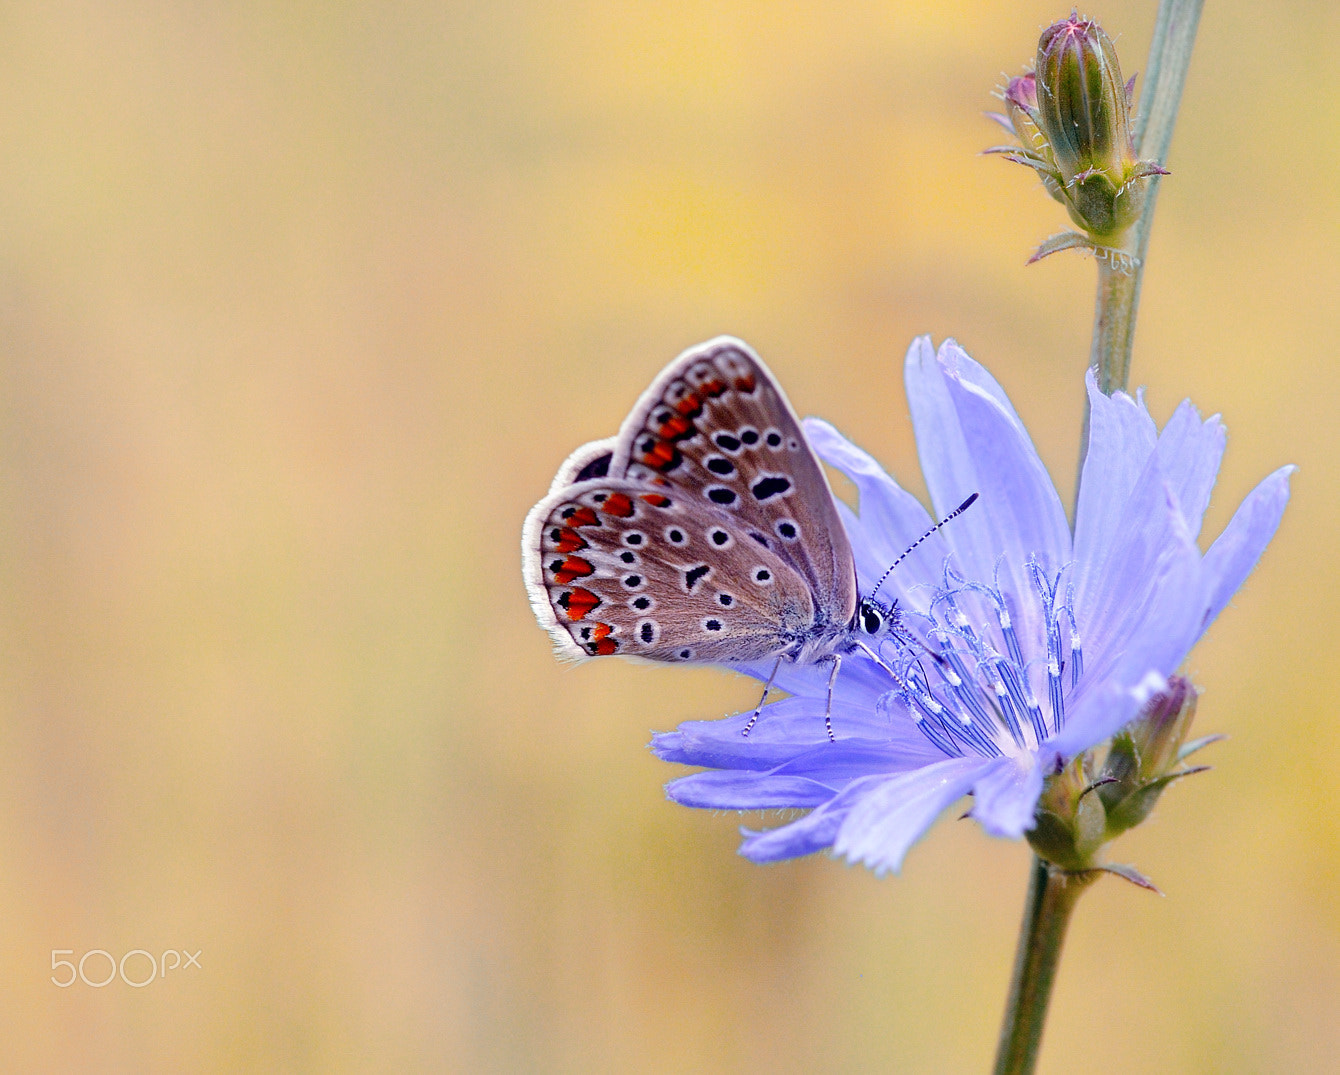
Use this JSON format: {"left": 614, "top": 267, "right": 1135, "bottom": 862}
{"left": 741, "top": 656, "right": 783, "bottom": 738}
{"left": 823, "top": 654, "right": 841, "bottom": 743}
{"left": 853, "top": 639, "right": 905, "bottom": 687}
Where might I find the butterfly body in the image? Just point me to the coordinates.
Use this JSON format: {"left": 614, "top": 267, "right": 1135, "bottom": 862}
{"left": 523, "top": 338, "right": 907, "bottom": 680}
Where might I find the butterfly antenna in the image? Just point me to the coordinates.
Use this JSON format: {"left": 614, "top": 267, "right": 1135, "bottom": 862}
{"left": 869, "top": 493, "right": 979, "bottom": 601}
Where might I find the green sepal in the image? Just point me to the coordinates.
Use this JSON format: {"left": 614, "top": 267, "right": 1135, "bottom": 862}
{"left": 1104, "top": 765, "right": 1211, "bottom": 836}
{"left": 1095, "top": 862, "right": 1163, "bottom": 895}
{"left": 1027, "top": 230, "right": 1093, "bottom": 264}
{"left": 1177, "top": 734, "right": 1225, "bottom": 762}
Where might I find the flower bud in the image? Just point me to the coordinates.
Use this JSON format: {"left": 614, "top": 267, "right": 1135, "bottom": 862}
{"left": 1036, "top": 15, "right": 1131, "bottom": 187}
{"left": 1032, "top": 13, "right": 1157, "bottom": 240}
{"left": 988, "top": 13, "right": 1168, "bottom": 253}
{"left": 1099, "top": 676, "right": 1204, "bottom": 835}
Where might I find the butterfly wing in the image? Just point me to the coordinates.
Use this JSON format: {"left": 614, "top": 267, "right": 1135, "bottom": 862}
{"left": 546, "top": 436, "right": 616, "bottom": 494}
{"left": 522, "top": 478, "right": 817, "bottom": 662}
{"left": 607, "top": 337, "right": 857, "bottom": 630}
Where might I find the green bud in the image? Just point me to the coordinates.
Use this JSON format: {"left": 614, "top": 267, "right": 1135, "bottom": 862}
{"left": 1099, "top": 676, "right": 1204, "bottom": 835}
{"left": 1032, "top": 13, "right": 1164, "bottom": 241}
{"left": 1036, "top": 15, "right": 1130, "bottom": 189}
{"left": 989, "top": 12, "right": 1168, "bottom": 254}
{"left": 1027, "top": 754, "right": 1108, "bottom": 871}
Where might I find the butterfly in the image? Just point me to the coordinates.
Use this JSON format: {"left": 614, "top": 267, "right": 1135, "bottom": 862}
{"left": 522, "top": 337, "right": 975, "bottom": 740}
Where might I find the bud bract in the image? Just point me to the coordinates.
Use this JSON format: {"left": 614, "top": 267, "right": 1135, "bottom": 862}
{"left": 1003, "top": 74, "right": 1066, "bottom": 206}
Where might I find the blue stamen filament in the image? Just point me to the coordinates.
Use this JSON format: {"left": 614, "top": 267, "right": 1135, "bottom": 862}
{"left": 868, "top": 556, "right": 1086, "bottom": 760}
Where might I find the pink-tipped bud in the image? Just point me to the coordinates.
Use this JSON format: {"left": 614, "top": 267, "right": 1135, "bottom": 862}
{"left": 1036, "top": 15, "right": 1133, "bottom": 184}
{"left": 988, "top": 13, "right": 1169, "bottom": 255}
{"left": 1032, "top": 13, "right": 1152, "bottom": 239}
{"left": 1099, "top": 676, "right": 1206, "bottom": 834}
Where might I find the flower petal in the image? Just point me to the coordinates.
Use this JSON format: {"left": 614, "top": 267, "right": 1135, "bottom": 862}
{"left": 936, "top": 341, "right": 1071, "bottom": 579}
{"left": 1073, "top": 372, "right": 1157, "bottom": 616}
{"left": 667, "top": 770, "right": 837, "bottom": 809}
{"left": 833, "top": 755, "right": 993, "bottom": 875}
{"left": 1201, "top": 465, "right": 1295, "bottom": 630}
{"left": 970, "top": 753, "right": 1045, "bottom": 838}
{"left": 1075, "top": 434, "right": 1199, "bottom": 662}
{"left": 1150, "top": 398, "right": 1227, "bottom": 541}
{"left": 1054, "top": 482, "right": 1208, "bottom": 754}
{"left": 905, "top": 336, "right": 996, "bottom": 582}
{"left": 651, "top": 696, "right": 940, "bottom": 771}
{"left": 735, "top": 653, "right": 891, "bottom": 706}
{"left": 739, "top": 775, "right": 887, "bottom": 863}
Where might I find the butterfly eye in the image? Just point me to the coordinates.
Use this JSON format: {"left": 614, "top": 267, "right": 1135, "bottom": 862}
{"left": 861, "top": 603, "right": 884, "bottom": 635}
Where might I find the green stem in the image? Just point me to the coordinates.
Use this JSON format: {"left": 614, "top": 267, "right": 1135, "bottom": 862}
{"left": 1076, "top": 0, "right": 1204, "bottom": 498}
{"left": 1090, "top": 257, "right": 1139, "bottom": 395}
{"left": 991, "top": 858, "right": 1098, "bottom": 1075}
{"left": 1005, "top": 4, "right": 1207, "bottom": 1069}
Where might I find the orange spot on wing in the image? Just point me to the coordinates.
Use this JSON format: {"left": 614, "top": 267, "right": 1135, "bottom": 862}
{"left": 590, "top": 637, "right": 618, "bottom": 656}
{"left": 639, "top": 493, "right": 672, "bottom": 508}
{"left": 640, "top": 439, "right": 680, "bottom": 471}
{"left": 601, "top": 492, "right": 634, "bottom": 517}
{"left": 700, "top": 377, "right": 728, "bottom": 397}
{"left": 733, "top": 374, "right": 756, "bottom": 393}
{"left": 588, "top": 623, "right": 612, "bottom": 640}
{"left": 558, "top": 588, "right": 601, "bottom": 620}
{"left": 655, "top": 413, "right": 695, "bottom": 440}
{"left": 674, "top": 391, "right": 703, "bottom": 417}
{"left": 551, "top": 557, "right": 594, "bottom": 584}
{"left": 554, "top": 528, "right": 586, "bottom": 553}
{"left": 564, "top": 506, "right": 600, "bottom": 528}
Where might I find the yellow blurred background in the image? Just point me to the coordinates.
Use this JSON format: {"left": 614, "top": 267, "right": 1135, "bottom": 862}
{"left": 0, "top": 1, "right": 1333, "bottom": 1070}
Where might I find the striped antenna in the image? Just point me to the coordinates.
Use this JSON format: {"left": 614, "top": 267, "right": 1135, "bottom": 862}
{"left": 869, "top": 493, "right": 979, "bottom": 601}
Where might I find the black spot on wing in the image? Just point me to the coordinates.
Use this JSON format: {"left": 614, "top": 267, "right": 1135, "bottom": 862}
{"left": 684, "top": 564, "right": 711, "bottom": 591}
{"left": 574, "top": 453, "right": 612, "bottom": 480}
{"left": 751, "top": 476, "right": 791, "bottom": 501}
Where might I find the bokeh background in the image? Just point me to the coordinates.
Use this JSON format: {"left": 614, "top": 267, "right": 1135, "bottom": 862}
{"left": 0, "top": 1, "right": 1333, "bottom": 1070}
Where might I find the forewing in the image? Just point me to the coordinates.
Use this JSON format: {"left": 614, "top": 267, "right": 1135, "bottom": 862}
{"left": 607, "top": 337, "right": 857, "bottom": 626}
{"left": 523, "top": 478, "right": 814, "bottom": 662}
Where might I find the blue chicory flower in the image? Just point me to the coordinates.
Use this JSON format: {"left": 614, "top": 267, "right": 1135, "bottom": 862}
{"left": 651, "top": 337, "right": 1293, "bottom": 875}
